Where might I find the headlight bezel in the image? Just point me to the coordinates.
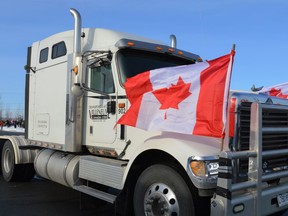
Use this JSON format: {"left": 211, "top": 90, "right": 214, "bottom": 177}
{"left": 187, "top": 156, "right": 219, "bottom": 189}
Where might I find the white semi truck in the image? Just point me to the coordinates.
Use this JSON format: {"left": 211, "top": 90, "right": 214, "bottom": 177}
{"left": 1, "top": 8, "right": 288, "bottom": 216}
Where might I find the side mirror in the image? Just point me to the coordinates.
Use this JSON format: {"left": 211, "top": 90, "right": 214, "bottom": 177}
{"left": 107, "top": 101, "right": 116, "bottom": 115}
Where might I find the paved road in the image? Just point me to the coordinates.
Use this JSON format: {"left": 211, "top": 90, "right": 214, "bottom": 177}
{"left": 0, "top": 176, "right": 115, "bottom": 216}
{"left": 0, "top": 130, "right": 114, "bottom": 216}
{"left": 1, "top": 174, "right": 287, "bottom": 216}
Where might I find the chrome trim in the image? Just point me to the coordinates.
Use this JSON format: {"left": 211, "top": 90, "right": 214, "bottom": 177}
{"left": 70, "top": 8, "right": 82, "bottom": 57}
{"left": 170, "top": 34, "right": 177, "bottom": 48}
{"left": 187, "top": 156, "right": 219, "bottom": 190}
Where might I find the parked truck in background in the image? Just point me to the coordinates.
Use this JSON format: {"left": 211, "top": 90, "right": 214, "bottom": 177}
{"left": 1, "top": 8, "right": 288, "bottom": 216}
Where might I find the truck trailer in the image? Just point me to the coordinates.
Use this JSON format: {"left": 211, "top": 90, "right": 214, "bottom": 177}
{"left": 1, "top": 8, "right": 288, "bottom": 216}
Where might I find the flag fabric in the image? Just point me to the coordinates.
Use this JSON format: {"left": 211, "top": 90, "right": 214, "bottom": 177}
{"left": 117, "top": 51, "right": 235, "bottom": 138}
{"left": 260, "top": 82, "right": 288, "bottom": 99}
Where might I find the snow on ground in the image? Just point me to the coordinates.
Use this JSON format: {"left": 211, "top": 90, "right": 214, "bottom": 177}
{"left": 1, "top": 126, "right": 25, "bottom": 133}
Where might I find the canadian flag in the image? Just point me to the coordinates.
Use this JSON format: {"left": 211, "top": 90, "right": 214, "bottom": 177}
{"left": 260, "top": 82, "right": 288, "bottom": 99}
{"left": 117, "top": 51, "right": 235, "bottom": 138}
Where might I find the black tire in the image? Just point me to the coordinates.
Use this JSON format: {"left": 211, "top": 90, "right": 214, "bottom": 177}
{"left": 133, "top": 164, "right": 195, "bottom": 216}
{"left": 1, "top": 140, "right": 35, "bottom": 182}
{"left": 0, "top": 143, "right": 3, "bottom": 176}
{"left": 1, "top": 140, "right": 17, "bottom": 182}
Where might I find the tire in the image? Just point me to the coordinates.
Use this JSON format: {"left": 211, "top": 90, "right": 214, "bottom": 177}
{"left": 1, "top": 140, "right": 17, "bottom": 182}
{"left": 133, "top": 164, "right": 195, "bottom": 216}
{"left": 0, "top": 143, "right": 3, "bottom": 176}
{"left": 1, "top": 140, "right": 35, "bottom": 182}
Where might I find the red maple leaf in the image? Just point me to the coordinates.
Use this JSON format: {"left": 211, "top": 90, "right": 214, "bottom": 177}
{"left": 269, "top": 88, "right": 288, "bottom": 99}
{"left": 152, "top": 76, "right": 192, "bottom": 110}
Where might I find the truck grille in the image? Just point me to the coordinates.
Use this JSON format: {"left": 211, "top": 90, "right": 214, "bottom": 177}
{"left": 236, "top": 102, "right": 288, "bottom": 182}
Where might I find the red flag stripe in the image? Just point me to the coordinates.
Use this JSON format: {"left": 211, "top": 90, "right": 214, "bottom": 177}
{"left": 118, "top": 71, "right": 153, "bottom": 127}
{"left": 193, "top": 53, "right": 233, "bottom": 137}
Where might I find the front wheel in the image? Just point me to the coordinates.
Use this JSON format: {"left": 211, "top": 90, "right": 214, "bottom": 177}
{"left": 133, "top": 164, "right": 195, "bottom": 216}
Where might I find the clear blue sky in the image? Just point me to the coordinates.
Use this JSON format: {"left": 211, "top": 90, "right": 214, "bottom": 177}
{"left": 0, "top": 0, "right": 287, "bottom": 117}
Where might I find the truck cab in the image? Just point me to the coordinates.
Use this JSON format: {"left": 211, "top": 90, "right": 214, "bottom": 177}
{"left": 26, "top": 27, "right": 203, "bottom": 150}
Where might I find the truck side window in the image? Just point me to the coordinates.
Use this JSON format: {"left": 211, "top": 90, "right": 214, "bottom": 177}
{"left": 51, "top": 41, "right": 67, "bottom": 59}
{"left": 39, "top": 47, "right": 49, "bottom": 63}
{"left": 90, "top": 64, "right": 115, "bottom": 93}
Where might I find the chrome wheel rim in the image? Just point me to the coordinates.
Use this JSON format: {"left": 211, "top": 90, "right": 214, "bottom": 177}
{"left": 144, "top": 183, "right": 179, "bottom": 216}
{"left": 3, "top": 148, "right": 12, "bottom": 173}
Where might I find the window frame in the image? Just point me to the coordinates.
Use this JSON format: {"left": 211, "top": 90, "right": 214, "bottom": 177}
{"left": 39, "top": 47, "right": 49, "bottom": 63}
{"left": 51, "top": 41, "right": 67, "bottom": 59}
{"left": 89, "top": 63, "right": 115, "bottom": 94}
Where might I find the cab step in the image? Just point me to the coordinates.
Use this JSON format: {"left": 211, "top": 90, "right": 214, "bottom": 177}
{"left": 73, "top": 184, "right": 116, "bottom": 203}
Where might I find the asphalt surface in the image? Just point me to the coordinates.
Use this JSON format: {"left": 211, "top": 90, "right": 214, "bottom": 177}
{"left": 0, "top": 175, "right": 115, "bottom": 216}
{"left": 0, "top": 130, "right": 114, "bottom": 216}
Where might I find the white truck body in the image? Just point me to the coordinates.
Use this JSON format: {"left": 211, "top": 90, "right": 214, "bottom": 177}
{"left": 1, "top": 8, "right": 288, "bottom": 216}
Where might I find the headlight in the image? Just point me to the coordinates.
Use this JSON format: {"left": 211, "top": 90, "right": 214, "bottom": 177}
{"left": 207, "top": 161, "right": 219, "bottom": 175}
{"left": 189, "top": 157, "right": 219, "bottom": 177}
{"left": 187, "top": 156, "right": 219, "bottom": 190}
{"left": 190, "top": 161, "right": 206, "bottom": 177}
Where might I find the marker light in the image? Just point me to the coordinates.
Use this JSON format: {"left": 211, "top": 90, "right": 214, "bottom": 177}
{"left": 156, "top": 46, "right": 163, "bottom": 51}
{"left": 127, "top": 42, "right": 135, "bottom": 46}
{"left": 168, "top": 48, "right": 174, "bottom": 52}
{"left": 72, "top": 66, "right": 78, "bottom": 75}
{"left": 118, "top": 103, "right": 125, "bottom": 108}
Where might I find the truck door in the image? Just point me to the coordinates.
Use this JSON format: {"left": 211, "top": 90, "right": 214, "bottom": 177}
{"left": 84, "top": 60, "right": 117, "bottom": 145}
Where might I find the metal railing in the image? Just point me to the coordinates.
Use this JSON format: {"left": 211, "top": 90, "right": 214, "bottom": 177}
{"left": 211, "top": 102, "right": 288, "bottom": 216}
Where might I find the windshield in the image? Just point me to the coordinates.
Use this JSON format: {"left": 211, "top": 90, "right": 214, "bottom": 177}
{"left": 117, "top": 49, "right": 194, "bottom": 84}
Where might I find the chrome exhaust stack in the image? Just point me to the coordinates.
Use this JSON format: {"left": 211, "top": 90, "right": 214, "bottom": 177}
{"left": 170, "top": 34, "right": 177, "bottom": 48}
{"left": 70, "top": 8, "right": 83, "bottom": 90}
{"left": 67, "top": 8, "right": 83, "bottom": 152}
{"left": 70, "top": 8, "right": 82, "bottom": 59}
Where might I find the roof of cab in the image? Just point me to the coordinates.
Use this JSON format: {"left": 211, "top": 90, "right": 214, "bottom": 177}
{"left": 35, "top": 28, "right": 166, "bottom": 50}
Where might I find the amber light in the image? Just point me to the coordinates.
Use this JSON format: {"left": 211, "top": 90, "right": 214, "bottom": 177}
{"left": 190, "top": 161, "right": 206, "bottom": 177}
{"left": 178, "top": 51, "right": 183, "bottom": 55}
{"left": 156, "top": 46, "right": 163, "bottom": 51}
{"left": 73, "top": 66, "right": 78, "bottom": 75}
{"left": 127, "top": 42, "right": 135, "bottom": 46}
{"left": 118, "top": 103, "right": 125, "bottom": 108}
{"left": 168, "top": 48, "right": 174, "bottom": 52}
